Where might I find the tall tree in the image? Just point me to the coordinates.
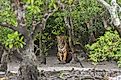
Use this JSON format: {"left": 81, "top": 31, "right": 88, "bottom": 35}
{"left": 0, "top": 0, "right": 56, "bottom": 80}
{"left": 97, "top": 0, "right": 121, "bottom": 36}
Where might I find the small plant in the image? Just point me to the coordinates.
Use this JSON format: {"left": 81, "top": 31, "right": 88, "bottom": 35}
{"left": 5, "top": 31, "right": 25, "bottom": 49}
{"left": 86, "top": 28, "right": 121, "bottom": 67}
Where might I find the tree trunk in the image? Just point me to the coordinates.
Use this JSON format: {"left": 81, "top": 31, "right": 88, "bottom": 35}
{"left": 64, "top": 16, "right": 84, "bottom": 67}
{"left": 34, "top": 31, "right": 46, "bottom": 65}
{"left": 18, "top": 40, "right": 39, "bottom": 80}
{"left": 114, "top": 25, "right": 121, "bottom": 37}
{"left": 18, "top": 64, "right": 39, "bottom": 80}
{"left": 86, "top": 20, "right": 96, "bottom": 43}
{"left": 38, "top": 31, "right": 46, "bottom": 64}
{"left": 97, "top": 0, "right": 121, "bottom": 37}
{"left": 0, "top": 44, "right": 4, "bottom": 63}
{"left": 102, "top": 17, "right": 108, "bottom": 30}
{"left": 0, "top": 50, "right": 8, "bottom": 72}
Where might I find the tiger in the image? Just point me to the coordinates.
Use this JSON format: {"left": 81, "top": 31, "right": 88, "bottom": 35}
{"left": 56, "top": 35, "right": 72, "bottom": 63}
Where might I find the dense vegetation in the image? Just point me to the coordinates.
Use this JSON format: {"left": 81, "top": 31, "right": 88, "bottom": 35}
{"left": 86, "top": 28, "right": 121, "bottom": 67}
{"left": 0, "top": 0, "right": 121, "bottom": 80}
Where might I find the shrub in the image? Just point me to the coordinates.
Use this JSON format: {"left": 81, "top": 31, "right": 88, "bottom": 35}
{"left": 86, "top": 28, "right": 121, "bottom": 67}
{"left": 5, "top": 31, "right": 25, "bottom": 49}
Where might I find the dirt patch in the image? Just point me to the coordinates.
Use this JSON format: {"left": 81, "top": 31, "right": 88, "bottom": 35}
{"left": 39, "top": 69, "right": 121, "bottom": 80}
{"left": 0, "top": 55, "right": 121, "bottom": 80}
{"left": 1, "top": 68, "right": 121, "bottom": 80}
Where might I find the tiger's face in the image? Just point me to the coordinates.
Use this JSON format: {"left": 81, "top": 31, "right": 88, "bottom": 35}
{"left": 56, "top": 36, "right": 65, "bottom": 49}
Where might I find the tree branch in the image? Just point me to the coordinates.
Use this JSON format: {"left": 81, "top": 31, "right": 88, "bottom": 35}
{"left": 97, "top": 0, "right": 121, "bottom": 36}
{"left": 117, "top": 4, "right": 121, "bottom": 13}
{"left": 42, "top": 8, "right": 57, "bottom": 30}
{"left": 0, "top": 22, "right": 18, "bottom": 31}
{"left": 97, "top": 0, "right": 111, "bottom": 10}
{"left": 9, "top": 0, "right": 31, "bottom": 43}
{"left": 31, "top": 8, "right": 57, "bottom": 37}
{"left": 0, "top": 22, "right": 29, "bottom": 40}
{"left": 10, "top": 0, "right": 26, "bottom": 27}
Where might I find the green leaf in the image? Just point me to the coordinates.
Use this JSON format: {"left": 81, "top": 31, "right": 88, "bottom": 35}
{"left": 7, "top": 34, "right": 12, "bottom": 39}
{"left": 9, "top": 44, "right": 13, "bottom": 48}
{"left": 53, "top": 4, "right": 57, "bottom": 9}
{"left": 68, "top": 0, "right": 73, "bottom": 5}
{"left": 85, "top": 29, "right": 121, "bottom": 66}
{"left": 31, "top": 0, "right": 34, "bottom": 5}
{"left": 14, "top": 31, "right": 19, "bottom": 36}
{"left": 20, "top": 43, "right": 24, "bottom": 48}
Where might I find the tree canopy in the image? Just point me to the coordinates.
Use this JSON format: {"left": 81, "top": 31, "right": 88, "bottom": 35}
{"left": 1, "top": 0, "right": 121, "bottom": 79}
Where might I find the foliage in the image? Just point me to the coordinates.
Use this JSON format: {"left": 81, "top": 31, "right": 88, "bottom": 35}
{"left": 86, "top": 28, "right": 121, "bottom": 67}
{"left": 0, "top": 27, "right": 25, "bottom": 49}
{"left": 0, "top": 0, "right": 23, "bottom": 49}
{"left": 0, "top": 27, "right": 12, "bottom": 43}
{"left": 0, "top": 0, "right": 17, "bottom": 26}
{"left": 0, "top": 0, "right": 112, "bottom": 60}
{"left": 69, "top": 0, "right": 103, "bottom": 45}
{"left": 5, "top": 31, "right": 25, "bottom": 49}
{"left": 46, "top": 12, "right": 66, "bottom": 36}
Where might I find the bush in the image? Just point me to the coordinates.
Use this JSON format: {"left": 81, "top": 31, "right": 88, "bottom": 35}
{"left": 85, "top": 28, "right": 121, "bottom": 67}
{"left": 5, "top": 31, "right": 25, "bottom": 49}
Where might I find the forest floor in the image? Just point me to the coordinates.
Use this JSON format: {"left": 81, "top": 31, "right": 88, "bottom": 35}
{"left": 0, "top": 55, "right": 121, "bottom": 80}
{"left": 39, "top": 56, "right": 121, "bottom": 80}
{"left": 0, "top": 46, "right": 121, "bottom": 80}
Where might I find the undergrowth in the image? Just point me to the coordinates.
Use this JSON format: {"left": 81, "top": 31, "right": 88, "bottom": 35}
{"left": 86, "top": 28, "right": 121, "bottom": 67}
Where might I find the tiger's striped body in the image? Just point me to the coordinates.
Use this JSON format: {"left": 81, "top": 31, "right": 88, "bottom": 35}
{"left": 56, "top": 36, "right": 72, "bottom": 63}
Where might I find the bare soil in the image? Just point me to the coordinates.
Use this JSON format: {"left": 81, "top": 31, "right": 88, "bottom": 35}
{"left": 0, "top": 46, "right": 121, "bottom": 80}
{"left": 0, "top": 55, "right": 121, "bottom": 80}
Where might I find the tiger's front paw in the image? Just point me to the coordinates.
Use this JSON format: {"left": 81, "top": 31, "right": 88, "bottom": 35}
{"left": 59, "top": 60, "right": 66, "bottom": 64}
{"left": 70, "top": 59, "right": 77, "bottom": 64}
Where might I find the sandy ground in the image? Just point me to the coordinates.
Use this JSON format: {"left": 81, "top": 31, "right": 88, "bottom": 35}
{"left": 43, "top": 56, "right": 119, "bottom": 69}
{"left": 0, "top": 55, "right": 121, "bottom": 80}
{"left": 6, "top": 56, "right": 121, "bottom": 73}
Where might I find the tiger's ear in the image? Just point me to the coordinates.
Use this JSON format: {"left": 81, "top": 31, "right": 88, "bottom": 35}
{"left": 56, "top": 36, "right": 58, "bottom": 37}
{"left": 56, "top": 36, "right": 59, "bottom": 39}
{"left": 56, "top": 36, "right": 60, "bottom": 41}
{"left": 61, "top": 36, "right": 65, "bottom": 39}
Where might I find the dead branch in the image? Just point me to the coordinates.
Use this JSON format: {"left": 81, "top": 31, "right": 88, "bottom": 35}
{"left": 0, "top": 22, "right": 18, "bottom": 31}
{"left": 31, "top": 8, "right": 57, "bottom": 37}
{"left": 97, "top": 0, "right": 111, "bottom": 10}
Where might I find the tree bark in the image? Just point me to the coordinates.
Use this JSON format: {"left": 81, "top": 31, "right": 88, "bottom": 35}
{"left": 18, "top": 40, "right": 39, "bottom": 80}
{"left": 38, "top": 31, "right": 46, "bottom": 64}
{"left": 102, "top": 17, "right": 108, "bottom": 29}
{"left": 0, "top": 50, "right": 8, "bottom": 72}
{"left": 6, "top": 1, "right": 40, "bottom": 79}
{"left": 0, "top": 44, "right": 4, "bottom": 64}
{"left": 85, "top": 20, "right": 96, "bottom": 43}
{"left": 0, "top": 0, "right": 56, "bottom": 80}
{"left": 97, "top": 0, "right": 121, "bottom": 36}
